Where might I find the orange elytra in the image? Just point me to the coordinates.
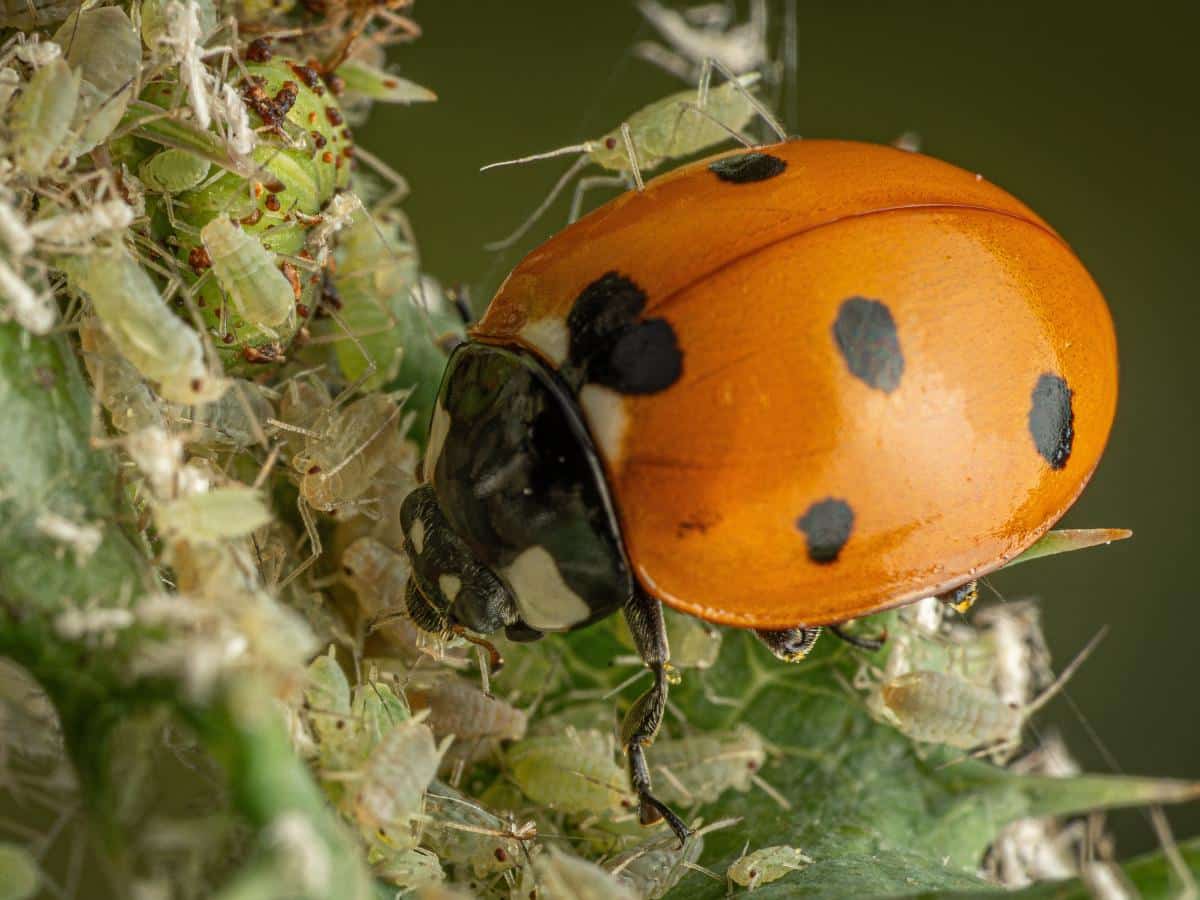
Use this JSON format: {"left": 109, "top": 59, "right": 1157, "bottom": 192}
{"left": 399, "top": 139, "right": 1118, "bottom": 839}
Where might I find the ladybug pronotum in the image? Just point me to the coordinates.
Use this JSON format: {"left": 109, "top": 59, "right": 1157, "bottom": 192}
{"left": 398, "top": 140, "right": 1118, "bottom": 841}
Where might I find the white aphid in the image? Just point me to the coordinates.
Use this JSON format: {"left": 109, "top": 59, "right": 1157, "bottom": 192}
{"left": 34, "top": 511, "right": 103, "bottom": 562}
{"left": 53, "top": 606, "right": 136, "bottom": 640}
{"left": 267, "top": 812, "right": 332, "bottom": 895}
{"left": 14, "top": 35, "right": 62, "bottom": 68}
{"left": 635, "top": 0, "right": 768, "bottom": 81}
{"left": 28, "top": 199, "right": 134, "bottom": 248}
{"left": 0, "top": 195, "right": 33, "bottom": 255}
{"left": 201, "top": 216, "right": 296, "bottom": 330}
{"left": 156, "top": 1, "right": 211, "bottom": 128}
{"left": 153, "top": 486, "right": 273, "bottom": 544}
{"left": 212, "top": 80, "right": 255, "bottom": 157}
{"left": 0, "top": 257, "right": 54, "bottom": 333}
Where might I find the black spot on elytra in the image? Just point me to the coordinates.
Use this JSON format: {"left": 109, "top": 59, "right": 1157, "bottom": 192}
{"left": 565, "top": 272, "right": 682, "bottom": 395}
{"left": 796, "top": 498, "right": 854, "bottom": 564}
{"left": 833, "top": 297, "right": 904, "bottom": 393}
{"left": 1028, "top": 372, "right": 1074, "bottom": 469}
{"left": 709, "top": 151, "right": 787, "bottom": 183}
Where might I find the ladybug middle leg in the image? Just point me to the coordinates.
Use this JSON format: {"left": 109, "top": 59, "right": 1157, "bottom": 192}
{"left": 754, "top": 621, "right": 887, "bottom": 660}
{"left": 619, "top": 586, "right": 691, "bottom": 846}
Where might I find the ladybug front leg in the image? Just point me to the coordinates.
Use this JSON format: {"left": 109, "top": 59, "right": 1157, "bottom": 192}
{"left": 619, "top": 587, "right": 691, "bottom": 845}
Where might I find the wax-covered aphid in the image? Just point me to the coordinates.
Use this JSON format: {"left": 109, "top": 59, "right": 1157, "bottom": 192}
{"left": 421, "top": 780, "right": 533, "bottom": 877}
{"left": 9, "top": 56, "right": 80, "bottom": 175}
{"left": 349, "top": 713, "right": 449, "bottom": 851}
{"left": 0, "top": 256, "right": 55, "bottom": 334}
{"left": 65, "top": 247, "right": 225, "bottom": 404}
{"left": 51, "top": 8, "right": 140, "bottom": 155}
{"left": 506, "top": 728, "right": 629, "bottom": 816}
{"left": 482, "top": 63, "right": 783, "bottom": 249}
{"left": 201, "top": 216, "right": 296, "bottom": 330}
{"left": 634, "top": 0, "right": 768, "bottom": 81}
{"left": 336, "top": 58, "right": 437, "bottom": 104}
{"left": 295, "top": 392, "right": 408, "bottom": 511}
{"left": 407, "top": 674, "right": 528, "bottom": 746}
{"left": 727, "top": 845, "right": 813, "bottom": 891}
{"left": 877, "top": 630, "right": 1104, "bottom": 755}
{"left": 649, "top": 724, "right": 772, "bottom": 807}
{"left": 139, "top": 149, "right": 212, "bottom": 193}
{"left": 975, "top": 601, "right": 1054, "bottom": 707}
{"left": 531, "top": 846, "right": 639, "bottom": 900}
{"left": 149, "top": 0, "right": 216, "bottom": 129}
{"left": 28, "top": 199, "right": 134, "bottom": 249}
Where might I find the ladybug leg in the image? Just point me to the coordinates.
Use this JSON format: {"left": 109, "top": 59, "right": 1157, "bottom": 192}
{"left": 753, "top": 626, "right": 822, "bottom": 662}
{"left": 619, "top": 588, "right": 691, "bottom": 846}
{"left": 937, "top": 580, "right": 979, "bottom": 614}
{"left": 828, "top": 623, "right": 887, "bottom": 652}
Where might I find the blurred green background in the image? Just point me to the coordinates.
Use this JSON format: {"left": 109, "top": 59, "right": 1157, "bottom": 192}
{"left": 364, "top": 0, "right": 1199, "bottom": 856}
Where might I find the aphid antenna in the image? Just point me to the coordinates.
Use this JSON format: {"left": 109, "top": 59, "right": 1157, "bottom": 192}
{"left": 480, "top": 142, "right": 598, "bottom": 172}
{"left": 750, "top": 773, "right": 793, "bottom": 811}
{"left": 483, "top": 154, "right": 592, "bottom": 252}
{"left": 601, "top": 666, "right": 653, "bottom": 701}
{"left": 1024, "top": 625, "right": 1108, "bottom": 718}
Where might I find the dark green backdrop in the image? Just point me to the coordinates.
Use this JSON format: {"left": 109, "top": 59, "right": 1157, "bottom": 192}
{"left": 363, "top": 0, "right": 1200, "bottom": 855}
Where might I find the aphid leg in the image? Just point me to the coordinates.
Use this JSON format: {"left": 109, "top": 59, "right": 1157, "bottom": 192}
{"left": 703, "top": 56, "right": 788, "bottom": 141}
{"left": 829, "top": 622, "right": 888, "bottom": 652}
{"left": 568, "top": 174, "right": 628, "bottom": 223}
{"left": 483, "top": 154, "right": 591, "bottom": 251}
{"left": 936, "top": 580, "right": 979, "bottom": 614}
{"left": 619, "top": 587, "right": 690, "bottom": 845}
{"left": 280, "top": 495, "right": 321, "bottom": 590}
{"left": 619, "top": 123, "right": 645, "bottom": 191}
{"left": 753, "top": 625, "right": 821, "bottom": 662}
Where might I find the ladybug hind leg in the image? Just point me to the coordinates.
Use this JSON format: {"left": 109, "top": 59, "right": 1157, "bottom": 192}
{"left": 619, "top": 586, "right": 691, "bottom": 846}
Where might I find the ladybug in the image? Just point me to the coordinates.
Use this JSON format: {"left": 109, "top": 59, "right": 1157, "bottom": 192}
{"left": 399, "top": 140, "right": 1118, "bottom": 841}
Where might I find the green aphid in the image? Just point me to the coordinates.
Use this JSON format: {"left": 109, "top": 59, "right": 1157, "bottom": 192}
{"left": 336, "top": 59, "right": 437, "bottom": 104}
{"left": 9, "top": 57, "right": 79, "bottom": 176}
{"left": 139, "top": 148, "right": 212, "bottom": 193}
{"left": 52, "top": 8, "right": 139, "bottom": 156}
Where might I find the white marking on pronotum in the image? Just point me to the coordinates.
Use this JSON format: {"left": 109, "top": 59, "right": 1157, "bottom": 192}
{"left": 423, "top": 402, "right": 451, "bottom": 481}
{"left": 580, "top": 384, "right": 629, "bottom": 467}
{"left": 518, "top": 317, "right": 569, "bottom": 366}
{"left": 409, "top": 518, "right": 426, "bottom": 555}
{"left": 438, "top": 574, "right": 462, "bottom": 602}
{"left": 503, "top": 546, "right": 590, "bottom": 632}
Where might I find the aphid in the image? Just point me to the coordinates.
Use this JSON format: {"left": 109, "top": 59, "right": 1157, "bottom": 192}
{"left": 606, "top": 820, "right": 731, "bottom": 899}
{"left": 727, "top": 844, "right": 813, "bottom": 891}
{"left": 506, "top": 728, "right": 629, "bottom": 816}
{"left": 531, "top": 846, "right": 639, "bottom": 900}
{"left": 8, "top": 56, "right": 80, "bottom": 175}
{"left": 79, "top": 318, "right": 166, "bottom": 433}
{"left": 65, "top": 247, "right": 226, "bottom": 405}
{"left": 183, "top": 378, "right": 274, "bottom": 449}
{"left": 481, "top": 64, "right": 782, "bottom": 249}
{"left": 406, "top": 674, "right": 528, "bottom": 747}
{"left": 975, "top": 601, "right": 1054, "bottom": 707}
{"left": 0, "top": 67, "right": 20, "bottom": 112}
{"left": 304, "top": 648, "right": 355, "bottom": 768}
{"left": 876, "top": 630, "right": 1105, "bottom": 757}
{"left": 51, "top": 8, "right": 140, "bottom": 155}
{"left": 200, "top": 216, "right": 296, "bottom": 330}
{"left": 0, "top": 256, "right": 55, "bottom": 334}
{"left": 275, "top": 376, "right": 334, "bottom": 462}
{"left": 634, "top": 0, "right": 768, "bottom": 82}
{"left": 13, "top": 34, "right": 61, "bottom": 68}
{"left": 294, "top": 392, "right": 409, "bottom": 512}
{"left": 153, "top": 486, "right": 273, "bottom": 544}
{"left": 420, "top": 779, "right": 533, "bottom": 877}
{"left": 151, "top": 0, "right": 216, "bottom": 129}
{"left": 347, "top": 713, "right": 449, "bottom": 851}
{"left": 350, "top": 674, "right": 411, "bottom": 756}
{"left": 372, "top": 846, "right": 445, "bottom": 891}
{"left": 648, "top": 725, "right": 781, "bottom": 809}
{"left": 34, "top": 512, "right": 103, "bottom": 563}
{"left": 139, "top": 149, "right": 212, "bottom": 194}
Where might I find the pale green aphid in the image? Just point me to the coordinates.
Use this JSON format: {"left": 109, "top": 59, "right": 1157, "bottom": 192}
{"left": 649, "top": 724, "right": 775, "bottom": 808}
{"left": 482, "top": 63, "right": 782, "bottom": 249}
{"left": 51, "top": 8, "right": 140, "bottom": 155}
{"left": 531, "top": 846, "right": 639, "bottom": 900}
{"left": 727, "top": 844, "right": 813, "bottom": 891}
{"left": 421, "top": 779, "right": 533, "bottom": 877}
{"left": 65, "top": 246, "right": 225, "bottom": 404}
{"left": 139, "top": 148, "right": 212, "bottom": 193}
{"left": 153, "top": 486, "right": 272, "bottom": 543}
{"left": 336, "top": 59, "right": 437, "bottom": 104}
{"left": 9, "top": 56, "right": 80, "bottom": 176}
{"left": 79, "top": 318, "right": 166, "bottom": 433}
{"left": 200, "top": 216, "right": 296, "bottom": 329}
{"left": 370, "top": 846, "right": 444, "bottom": 892}
{"left": 304, "top": 648, "right": 357, "bottom": 770}
{"left": 0, "top": 841, "right": 40, "bottom": 900}
{"left": 507, "top": 728, "right": 629, "bottom": 815}
{"left": 351, "top": 677, "right": 410, "bottom": 755}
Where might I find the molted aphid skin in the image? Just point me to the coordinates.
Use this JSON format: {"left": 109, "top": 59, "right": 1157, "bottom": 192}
{"left": 727, "top": 845, "right": 813, "bottom": 890}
